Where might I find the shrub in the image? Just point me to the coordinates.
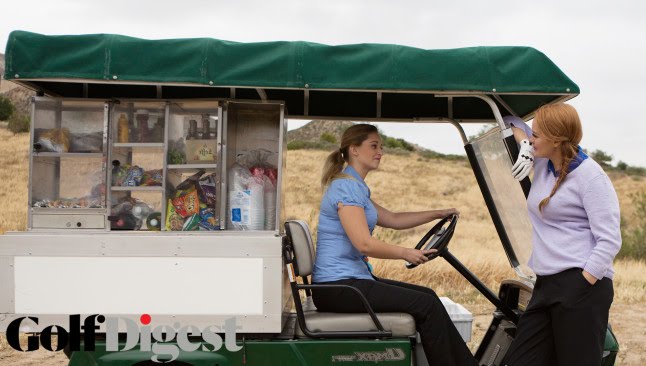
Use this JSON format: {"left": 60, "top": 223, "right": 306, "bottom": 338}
{"left": 616, "top": 161, "right": 628, "bottom": 171}
{"left": 590, "top": 149, "right": 613, "bottom": 166}
{"left": 287, "top": 140, "right": 306, "bottom": 150}
{"left": 0, "top": 96, "right": 14, "bottom": 121}
{"left": 419, "top": 149, "right": 466, "bottom": 161}
{"left": 382, "top": 136, "right": 414, "bottom": 151}
{"left": 619, "top": 190, "right": 646, "bottom": 260}
{"left": 320, "top": 132, "right": 337, "bottom": 144}
{"left": 7, "top": 112, "right": 30, "bottom": 133}
{"left": 287, "top": 140, "right": 326, "bottom": 150}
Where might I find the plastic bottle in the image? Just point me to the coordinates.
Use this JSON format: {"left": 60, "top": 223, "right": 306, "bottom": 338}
{"left": 187, "top": 119, "right": 198, "bottom": 140}
{"left": 118, "top": 114, "right": 129, "bottom": 143}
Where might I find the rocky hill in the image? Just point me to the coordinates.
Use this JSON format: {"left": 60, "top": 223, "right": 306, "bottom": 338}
{"left": 0, "top": 52, "right": 35, "bottom": 117}
{"left": 288, "top": 120, "right": 354, "bottom": 144}
{"left": 287, "top": 119, "right": 464, "bottom": 161}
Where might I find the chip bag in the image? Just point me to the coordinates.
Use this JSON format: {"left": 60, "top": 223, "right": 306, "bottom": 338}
{"left": 165, "top": 199, "right": 184, "bottom": 231}
{"left": 171, "top": 189, "right": 200, "bottom": 218}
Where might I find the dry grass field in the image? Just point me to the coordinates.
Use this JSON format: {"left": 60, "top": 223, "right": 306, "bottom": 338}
{"left": 1, "top": 125, "right": 645, "bottom": 364}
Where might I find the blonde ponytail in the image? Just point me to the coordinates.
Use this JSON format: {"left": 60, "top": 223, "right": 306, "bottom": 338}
{"left": 321, "top": 149, "right": 346, "bottom": 188}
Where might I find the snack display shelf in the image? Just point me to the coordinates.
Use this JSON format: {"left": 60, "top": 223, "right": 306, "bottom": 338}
{"left": 110, "top": 186, "right": 163, "bottom": 192}
{"left": 167, "top": 164, "right": 218, "bottom": 170}
{"left": 33, "top": 152, "right": 104, "bottom": 158}
{"left": 31, "top": 207, "right": 106, "bottom": 213}
{"left": 112, "top": 143, "right": 164, "bottom": 148}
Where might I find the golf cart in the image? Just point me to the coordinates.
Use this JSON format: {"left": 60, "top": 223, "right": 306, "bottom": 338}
{"left": 0, "top": 31, "right": 618, "bottom": 365}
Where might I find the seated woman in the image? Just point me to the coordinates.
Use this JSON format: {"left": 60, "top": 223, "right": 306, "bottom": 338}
{"left": 311, "top": 123, "right": 476, "bottom": 366}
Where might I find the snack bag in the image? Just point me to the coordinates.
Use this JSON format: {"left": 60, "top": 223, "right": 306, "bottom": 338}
{"left": 38, "top": 128, "right": 71, "bottom": 153}
{"left": 141, "top": 169, "right": 163, "bottom": 186}
{"left": 171, "top": 189, "right": 200, "bottom": 218}
{"left": 198, "top": 206, "right": 219, "bottom": 230}
{"left": 182, "top": 213, "right": 201, "bottom": 231}
{"left": 198, "top": 175, "right": 217, "bottom": 206}
{"left": 165, "top": 199, "right": 184, "bottom": 231}
{"left": 124, "top": 166, "right": 144, "bottom": 186}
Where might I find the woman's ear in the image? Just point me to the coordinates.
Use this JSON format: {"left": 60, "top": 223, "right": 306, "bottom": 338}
{"left": 350, "top": 145, "right": 358, "bottom": 157}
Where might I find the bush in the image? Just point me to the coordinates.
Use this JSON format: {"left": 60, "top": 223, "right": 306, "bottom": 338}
{"left": 419, "top": 149, "right": 466, "bottom": 161}
{"left": 619, "top": 190, "right": 646, "bottom": 260}
{"left": 287, "top": 139, "right": 326, "bottom": 150}
{"left": 320, "top": 132, "right": 337, "bottom": 144}
{"left": 616, "top": 161, "right": 628, "bottom": 171}
{"left": 381, "top": 135, "right": 414, "bottom": 151}
{"left": 287, "top": 140, "right": 306, "bottom": 150}
{"left": 7, "top": 113, "right": 30, "bottom": 133}
{"left": 590, "top": 149, "right": 613, "bottom": 166}
{"left": 0, "top": 96, "right": 14, "bottom": 121}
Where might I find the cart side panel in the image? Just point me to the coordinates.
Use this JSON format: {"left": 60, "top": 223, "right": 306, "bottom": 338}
{"left": 0, "top": 232, "right": 285, "bottom": 333}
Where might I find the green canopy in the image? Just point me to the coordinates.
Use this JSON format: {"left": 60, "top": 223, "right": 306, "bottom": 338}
{"left": 4, "top": 30, "right": 578, "bottom": 121}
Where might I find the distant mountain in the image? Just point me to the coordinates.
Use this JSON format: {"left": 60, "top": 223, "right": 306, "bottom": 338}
{"left": 286, "top": 120, "right": 461, "bottom": 160}
{"left": 0, "top": 52, "right": 4, "bottom": 77}
{"left": 288, "top": 120, "right": 355, "bottom": 145}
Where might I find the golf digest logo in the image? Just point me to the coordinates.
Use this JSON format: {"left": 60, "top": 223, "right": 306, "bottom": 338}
{"left": 6, "top": 314, "right": 241, "bottom": 363}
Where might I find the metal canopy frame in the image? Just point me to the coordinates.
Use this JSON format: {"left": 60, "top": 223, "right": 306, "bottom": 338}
{"left": 14, "top": 75, "right": 548, "bottom": 278}
{"left": 11, "top": 78, "right": 576, "bottom": 125}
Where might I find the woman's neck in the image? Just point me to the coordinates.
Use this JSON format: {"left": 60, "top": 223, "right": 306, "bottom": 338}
{"left": 550, "top": 152, "right": 563, "bottom": 172}
{"left": 349, "top": 162, "right": 369, "bottom": 180}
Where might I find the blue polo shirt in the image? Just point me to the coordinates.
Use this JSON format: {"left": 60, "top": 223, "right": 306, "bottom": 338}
{"left": 312, "top": 166, "right": 377, "bottom": 283}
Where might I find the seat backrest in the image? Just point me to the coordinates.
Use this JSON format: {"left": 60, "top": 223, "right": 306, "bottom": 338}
{"left": 285, "top": 220, "right": 316, "bottom": 277}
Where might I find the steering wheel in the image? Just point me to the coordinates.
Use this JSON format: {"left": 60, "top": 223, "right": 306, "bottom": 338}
{"left": 406, "top": 214, "right": 458, "bottom": 269}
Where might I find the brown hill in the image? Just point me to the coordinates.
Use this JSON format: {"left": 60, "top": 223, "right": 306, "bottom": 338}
{"left": 287, "top": 119, "right": 433, "bottom": 155}
{"left": 0, "top": 52, "right": 35, "bottom": 117}
{"left": 288, "top": 120, "right": 355, "bottom": 143}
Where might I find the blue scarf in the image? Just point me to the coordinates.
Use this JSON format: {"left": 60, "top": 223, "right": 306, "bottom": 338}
{"left": 547, "top": 146, "right": 588, "bottom": 177}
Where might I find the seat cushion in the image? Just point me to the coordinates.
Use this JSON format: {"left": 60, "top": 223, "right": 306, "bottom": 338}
{"left": 295, "top": 297, "right": 416, "bottom": 338}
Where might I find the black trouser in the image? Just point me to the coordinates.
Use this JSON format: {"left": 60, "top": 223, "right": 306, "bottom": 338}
{"left": 502, "top": 268, "right": 614, "bottom": 366}
{"left": 312, "top": 277, "right": 477, "bottom": 366}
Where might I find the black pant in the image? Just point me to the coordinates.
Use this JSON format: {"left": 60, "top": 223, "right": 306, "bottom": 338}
{"left": 502, "top": 268, "right": 614, "bottom": 366}
{"left": 312, "top": 277, "right": 477, "bottom": 366}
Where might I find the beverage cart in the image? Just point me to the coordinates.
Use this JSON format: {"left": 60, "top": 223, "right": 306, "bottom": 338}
{"left": 0, "top": 30, "right": 618, "bottom": 365}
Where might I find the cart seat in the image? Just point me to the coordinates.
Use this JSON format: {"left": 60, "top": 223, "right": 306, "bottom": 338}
{"left": 294, "top": 297, "right": 416, "bottom": 338}
{"left": 284, "top": 220, "right": 416, "bottom": 338}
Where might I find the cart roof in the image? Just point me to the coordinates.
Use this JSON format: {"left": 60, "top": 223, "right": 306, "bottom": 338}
{"left": 4, "top": 30, "right": 578, "bottom": 121}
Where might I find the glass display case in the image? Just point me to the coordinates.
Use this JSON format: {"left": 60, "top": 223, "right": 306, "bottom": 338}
{"left": 29, "top": 98, "right": 108, "bottom": 229}
{"left": 27, "top": 98, "right": 284, "bottom": 232}
{"left": 165, "top": 101, "right": 221, "bottom": 231}
{"left": 224, "top": 102, "right": 284, "bottom": 231}
{"left": 108, "top": 101, "right": 166, "bottom": 231}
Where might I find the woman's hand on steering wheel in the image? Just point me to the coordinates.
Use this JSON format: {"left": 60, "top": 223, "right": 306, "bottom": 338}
{"left": 402, "top": 248, "right": 437, "bottom": 266}
{"left": 443, "top": 208, "right": 460, "bottom": 217}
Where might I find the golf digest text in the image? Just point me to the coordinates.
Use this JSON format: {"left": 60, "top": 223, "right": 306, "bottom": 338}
{"left": 6, "top": 314, "right": 241, "bottom": 363}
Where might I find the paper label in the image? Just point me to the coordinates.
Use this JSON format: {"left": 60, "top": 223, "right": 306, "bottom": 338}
{"left": 229, "top": 190, "right": 251, "bottom": 225}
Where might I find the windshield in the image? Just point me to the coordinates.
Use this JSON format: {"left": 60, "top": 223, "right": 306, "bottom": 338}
{"left": 466, "top": 127, "right": 535, "bottom": 282}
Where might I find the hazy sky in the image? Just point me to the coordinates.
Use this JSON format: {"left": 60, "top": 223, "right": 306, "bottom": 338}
{"left": 2, "top": 0, "right": 645, "bottom": 166}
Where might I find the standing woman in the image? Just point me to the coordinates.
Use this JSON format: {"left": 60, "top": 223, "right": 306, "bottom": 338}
{"left": 502, "top": 103, "right": 621, "bottom": 366}
{"left": 311, "top": 123, "right": 476, "bottom": 366}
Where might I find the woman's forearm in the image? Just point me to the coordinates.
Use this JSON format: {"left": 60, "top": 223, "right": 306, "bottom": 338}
{"left": 511, "top": 125, "right": 529, "bottom": 144}
{"left": 359, "top": 237, "right": 406, "bottom": 259}
{"left": 389, "top": 210, "right": 450, "bottom": 230}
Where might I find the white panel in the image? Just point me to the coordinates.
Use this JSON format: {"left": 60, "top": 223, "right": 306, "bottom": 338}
{"left": 14, "top": 257, "right": 263, "bottom": 315}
